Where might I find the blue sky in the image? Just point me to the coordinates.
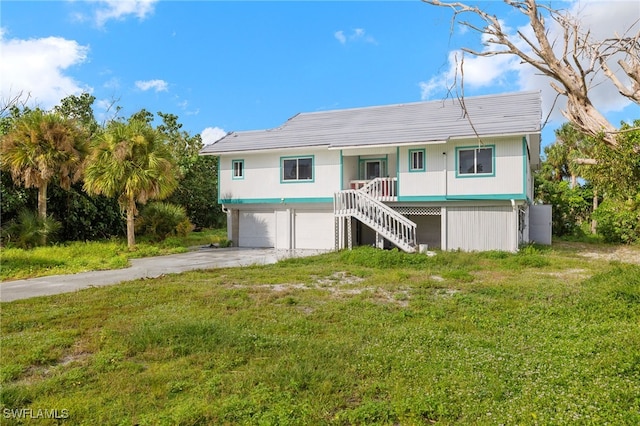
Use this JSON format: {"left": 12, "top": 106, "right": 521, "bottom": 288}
{"left": 1, "top": 0, "right": 638, "bottom": 148}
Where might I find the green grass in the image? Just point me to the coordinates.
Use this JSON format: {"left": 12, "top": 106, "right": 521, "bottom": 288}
{"left": 1, "top": 245, "right": 639, "bottom": 424}
{"left": 0, "top": 229, "right": 227, "bottom": 281}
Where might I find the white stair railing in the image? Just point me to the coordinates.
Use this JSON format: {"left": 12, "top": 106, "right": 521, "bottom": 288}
{"left": 359, "top": 177, "right": 397, "bottom": 201}
{"left": 334, "top": 189, "right": 417, "bottom": 253}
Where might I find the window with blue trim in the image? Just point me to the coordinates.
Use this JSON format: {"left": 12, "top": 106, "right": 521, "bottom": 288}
{"left": 457, "top": 147, "right": 493, "bottom": 175}
{"left": 282, "top": 156, "right": 313, "bottom": 181}
{"left": 232, "top": 159, "right": 244, "bottom": 179}
{"left": 409, "top": 149, "right": 425, "bottom": 172}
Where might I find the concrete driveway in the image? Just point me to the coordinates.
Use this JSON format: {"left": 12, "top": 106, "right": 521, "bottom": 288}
{"left": 0, "top": 247, "right": 327, "bottom": 302}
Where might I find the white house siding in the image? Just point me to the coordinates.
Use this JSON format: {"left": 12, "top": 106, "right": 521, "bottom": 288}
{"left": 397, "top": 145, "right": 446, "bottom": 197}
{"left": 219, "top": 149, "right": 341, "bottom": 202}
{"left": 447, "top": 137, "right": 525, "bottom": 198}
{"left": 275, "top": 210, "right": 291, "bottom": 249}
{"left": 398, "top": 137, "right": 526, "bottom": 199}
{"left": 446, "top": 205, "right": 518, "bottom": 252}
{"left": 342, "top": 155, "right": 359, "bottom": 189}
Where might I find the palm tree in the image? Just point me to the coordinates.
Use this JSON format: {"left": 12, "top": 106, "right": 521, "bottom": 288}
{"left": 0, "top": 109, "right": 88, "bottom": 219}
{"left": 83, "top": 119, "right": 178, "bottom": 249}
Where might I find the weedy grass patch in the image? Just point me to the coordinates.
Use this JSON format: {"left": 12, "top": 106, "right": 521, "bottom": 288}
{"left": 1, "top": 244, "right": 639, "bottom": 425}
{"left": 0, "top": 229, "right": 226, "bottom": 281}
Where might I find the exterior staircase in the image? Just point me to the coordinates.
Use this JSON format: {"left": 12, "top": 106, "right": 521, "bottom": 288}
{"left": 334, "top": 183, "right": 417, "bottom": 253}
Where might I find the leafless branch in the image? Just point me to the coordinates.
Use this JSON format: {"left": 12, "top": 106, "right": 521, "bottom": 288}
{"left": 1, "top": 91, "right": 31, "bottom": 116}
{"left": 423, "top": 0, "right": 639, "bottom": 147}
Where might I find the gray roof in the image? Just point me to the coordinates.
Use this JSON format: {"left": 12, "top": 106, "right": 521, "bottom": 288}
{"left": 200, "top": 91, "right": 542, "bottom": 155}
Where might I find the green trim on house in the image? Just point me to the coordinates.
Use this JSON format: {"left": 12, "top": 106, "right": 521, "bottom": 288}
{"left": 216, "top": 156, "right": 221, "bottom": 204}
{"left": 220, "top": 197, "right": 333, "bottom": 205}
{"left": 398, "top": 193, "right": 527, "bottom": 202}
{"left": 340, "top": 150, "right": 344, "bottom": 191}
{"left": 455, "top": 144, "right": 496, "bottom": 178}
{"left": 522, "top": 137, "right": 528, "bottom": 200}
{"left": 396, "top": 147, "right": 401, "bottom": 196}
{"left": 231, "top": 159, "right": 244, "bottom": 180}
{"left": 358, "top": 156, "right": 387, "bottom": 180}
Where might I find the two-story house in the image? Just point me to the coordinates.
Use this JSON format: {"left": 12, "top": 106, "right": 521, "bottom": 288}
{"left": 200, "top": 91, "right": 542, "bottom": 252}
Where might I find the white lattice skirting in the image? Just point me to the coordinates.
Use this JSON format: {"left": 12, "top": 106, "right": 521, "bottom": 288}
{"left": 393, "top": 207, "right": 441, "bottom": 216}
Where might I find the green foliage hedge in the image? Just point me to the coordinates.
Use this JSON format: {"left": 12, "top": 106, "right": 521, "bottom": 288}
{"left": 593, "top": 196, "right": 640, "bottom": 244}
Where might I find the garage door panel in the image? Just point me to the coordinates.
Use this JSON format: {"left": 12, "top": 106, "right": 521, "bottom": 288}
{"left": 239, "top": 212, "right": 275, "bottom": 248}
{"left": 294, "top": 211, "right": 334, "bottom": 250}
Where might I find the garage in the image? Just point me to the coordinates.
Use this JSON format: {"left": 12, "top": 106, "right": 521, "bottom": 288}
{"left": 238, "top": 211, "right": 276, "bottom": 248}
{"left": 294, "top": 210, "right": 335, "bottom": 250}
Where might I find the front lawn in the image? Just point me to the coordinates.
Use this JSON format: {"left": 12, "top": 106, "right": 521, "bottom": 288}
{"left": 1, "top": 245, "right": 639, "bottom": 424}
{"left": 0, "top": 229, "right": 227, "bottom": 281}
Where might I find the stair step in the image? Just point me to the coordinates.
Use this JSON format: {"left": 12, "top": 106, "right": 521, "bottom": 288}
{"left": 334, "top": 189, "right": 417, "bottom": 253}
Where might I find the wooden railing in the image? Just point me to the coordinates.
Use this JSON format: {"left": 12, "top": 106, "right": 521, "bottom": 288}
{"left": 334, "top": 189, "right": 416, "bottom": 252}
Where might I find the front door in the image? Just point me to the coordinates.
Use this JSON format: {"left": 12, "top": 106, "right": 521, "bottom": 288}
{"left": 366, "top": 161, "right": 381, "bottom": 180}
{"left": 362, "top": 159, "right": 386, "bottom": 180}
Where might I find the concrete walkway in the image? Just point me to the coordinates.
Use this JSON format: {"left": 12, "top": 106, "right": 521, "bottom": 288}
{"left": 1, "top": 247, "right": 327, "bottom": 302}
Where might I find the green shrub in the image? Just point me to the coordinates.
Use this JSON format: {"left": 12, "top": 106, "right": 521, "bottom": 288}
{"left": 218, "top": 239, "right": 233, "bottom": 248}
{"left": 339, "top": 246, "right": 431, "bottom": 269}
{"left": 175, "top": 218, "right": 195, "bottom": 237}
{"left": 136, "top": 202, "right": 193, "bottom": 241}
{"left": 2, "top": 210, "right": 61, "bottom": 248}
{"left": 593, "top": 197, "right": 640, "bottom": 244}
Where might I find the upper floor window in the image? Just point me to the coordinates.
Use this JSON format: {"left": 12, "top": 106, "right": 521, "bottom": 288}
{"left": 232, "top": 159, "right": 244, "bottom": 179}
{"left": 409, "top": 149, "right": 425, "bottom": 172}
{"left": 457, "top": 146, "right": 494, "bottom": 176}
{"left": 281, "top": 156, "right": 314, "bottom": 182}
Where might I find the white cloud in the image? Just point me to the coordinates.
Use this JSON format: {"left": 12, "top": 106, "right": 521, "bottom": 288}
{"left": 420, "top": 49, "right": 519, "bottom": 100}
{"left": 94, "top": 0, "right": 158, "bottom": 27}
{"left": 419, "top": 1, "right": 639, "bottom": 124}
{"left": 177, "top": 99, "right": 189, "bottom": 109}
{"left": 135, "top": 79, "right": 168, "bottom": 92}
{"left": 335, "top": 28, "right": 376, "bottom": 45}
{"left": 0, "top": 30, "right": 90, "bottom": 109}
{"left": 103, "top": 76, "right": 121, "bottom": 90}
{"left": 201, "top": 126, "right": 227, "bottom": 145}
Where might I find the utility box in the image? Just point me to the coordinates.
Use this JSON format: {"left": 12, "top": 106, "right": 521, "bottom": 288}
{"left": 529, "top": 204, "right": 552, "bottom": 245}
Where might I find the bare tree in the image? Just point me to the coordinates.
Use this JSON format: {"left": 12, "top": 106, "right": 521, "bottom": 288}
{"left": 423, "top": 0, "right": 640, "bottom": 147}
{"left": 593, "top": 31, "right": 640, "bottom": 104}
{"left": 1, "top": 91, "right": 30, "bottom": 117}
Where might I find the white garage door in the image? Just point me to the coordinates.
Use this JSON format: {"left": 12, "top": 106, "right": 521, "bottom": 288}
{"left": 294, "top": 211, "right": 334, "bottom": 250}
{"left": 239, "top": 212, "right": 275, "bottom": 248}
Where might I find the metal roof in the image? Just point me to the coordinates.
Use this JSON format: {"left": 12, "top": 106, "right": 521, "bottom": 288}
{"left": 200, "top": 91, "right": 542, "bottom": 155}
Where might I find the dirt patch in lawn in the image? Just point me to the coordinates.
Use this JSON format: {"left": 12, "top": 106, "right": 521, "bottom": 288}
{"left": 555, "top": 242, "right": 640, "bottom": 265}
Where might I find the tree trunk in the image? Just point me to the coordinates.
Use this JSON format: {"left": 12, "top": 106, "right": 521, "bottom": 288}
{"left": 126, "top": 197, "right": 136, "bottom": 249}
{"left": 37, "top": 183, "right": 47, "bottom": 219}
{"left": 564, "top": 93, "right": 619, "bottom": 147}
{"left": 591, "top": 189, "right": 599, "bottom": 234}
